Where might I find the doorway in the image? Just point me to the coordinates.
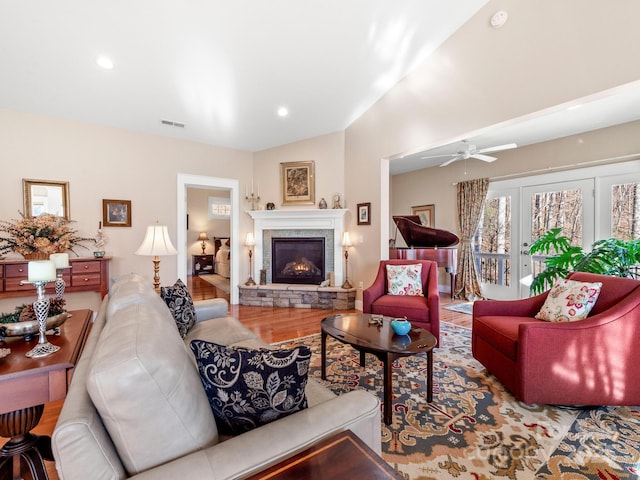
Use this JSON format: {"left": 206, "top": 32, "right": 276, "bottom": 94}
{"left": 477, "top": 161, "right": 640, "bottom": 300}
{"left": 177, "top": 173, "right": 240, "bottom": 304}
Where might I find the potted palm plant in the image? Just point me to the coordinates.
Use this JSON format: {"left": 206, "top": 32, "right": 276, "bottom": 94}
{"left": 529, "top": 228, "right": 640, "bottom": 295}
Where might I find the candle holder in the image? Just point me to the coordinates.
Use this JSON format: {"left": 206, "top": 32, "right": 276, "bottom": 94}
{"left": 245, "top": 192, "right": 261, "bottom": 211}
{"left": 21, "top": 280, "right": 60, "bottom": 358}
{"left": 54, "top": 267, "right": 71, "bottom": 299}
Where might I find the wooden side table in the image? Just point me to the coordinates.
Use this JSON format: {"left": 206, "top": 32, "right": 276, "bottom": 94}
{"left": 192, "top": 254, "right": 214, "bottom": 276}
{"left": 245, "top": 430, "right": 401, "bottom": 480}
{"left": 0, "top": 309, "right": 92, "bottom": 480}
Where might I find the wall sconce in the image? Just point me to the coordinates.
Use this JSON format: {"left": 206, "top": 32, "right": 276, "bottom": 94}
{"left": 135, "top": 223, "right": 178, "bottom": 293}
{"left": 245, "top": 232, "right": 256, "bottom": 286}
{"left": 198, "top": 232, "right": 209, "bottom": 254}
{"left": 342, "top": 231, "right": 353, "bottom": 289}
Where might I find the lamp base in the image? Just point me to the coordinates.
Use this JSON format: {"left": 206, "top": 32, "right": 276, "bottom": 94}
{"left": 26, "top": 342, "right": 60, "bottom": 358}
{"left": 342, "top": 280, "right": 353, "bottom": 289}
{"left": 245, "top": 277, "right": 256, "bottom": 286}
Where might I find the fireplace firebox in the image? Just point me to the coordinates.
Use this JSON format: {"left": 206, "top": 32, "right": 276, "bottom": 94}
{"left": 271, "top": 237, "right": 325, "bottom": 285}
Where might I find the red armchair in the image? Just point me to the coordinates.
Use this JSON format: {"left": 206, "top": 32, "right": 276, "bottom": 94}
{"left": 472, "top": 271, "right": 640, "bottom": 405}
{"left": 363, "top": 260, "right": 440, "bottom": 344}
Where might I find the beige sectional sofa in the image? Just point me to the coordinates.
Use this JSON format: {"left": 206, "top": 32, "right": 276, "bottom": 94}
{"left": 52, "top": 273, "right": 381, "bottom": 479}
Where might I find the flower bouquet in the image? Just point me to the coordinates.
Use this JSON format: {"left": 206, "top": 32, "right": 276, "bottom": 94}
{"left": 0, "top": 213, "right": 95, "bottom": 257}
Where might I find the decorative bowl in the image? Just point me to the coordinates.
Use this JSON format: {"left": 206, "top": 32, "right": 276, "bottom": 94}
{"left": 0, "top": 348, "right": 10, "bottom": 360}
{"left": 391, "top": 318, "right": 411, "bottom": 335}
{"left": 0, "top": 311, "right": 70, "bottom": 341}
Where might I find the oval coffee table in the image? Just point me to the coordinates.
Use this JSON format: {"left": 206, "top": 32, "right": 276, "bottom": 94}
{"left": 321, "top": 313, "right": 437, "bottom": 425}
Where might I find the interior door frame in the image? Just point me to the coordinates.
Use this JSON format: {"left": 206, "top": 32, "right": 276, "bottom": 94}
{"left": 177, "top": 173, "right": 240, "bottom": 304}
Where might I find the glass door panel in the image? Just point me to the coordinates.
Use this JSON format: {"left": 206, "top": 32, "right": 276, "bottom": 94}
{"left": 521, "top": 180, "right": 595, "bottom": 297}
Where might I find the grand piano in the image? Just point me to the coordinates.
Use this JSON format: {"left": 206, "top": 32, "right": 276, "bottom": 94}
{"left": 390, "top": 215, "right": 459, "bottom": 298}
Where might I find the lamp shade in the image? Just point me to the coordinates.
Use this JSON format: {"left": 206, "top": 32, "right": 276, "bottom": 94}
{"left": 342, "top": 231, "right": 352, "bottom": 247}
{"left": 197, "top": 232, "right": 209, "bottom": 241}
{"left": 135, "top": 225, "right": 178, "bottom": 256}
{"left": 245, "top": 232, "right": 256, "bottom": 247}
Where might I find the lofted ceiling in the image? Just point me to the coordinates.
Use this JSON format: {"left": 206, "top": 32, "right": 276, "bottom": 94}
{"left": 2, "top": 2, "right": 639, "bottom": 174}
{"left": 0, "top": 0, "right": 488, "bottom": 152}
{"left": 390, "top": 80, "right": 640, "bottom": 174}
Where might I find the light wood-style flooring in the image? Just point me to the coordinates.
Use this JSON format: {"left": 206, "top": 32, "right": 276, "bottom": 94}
{"left": 8, "top": 276, "right": 471, "bottom": 479}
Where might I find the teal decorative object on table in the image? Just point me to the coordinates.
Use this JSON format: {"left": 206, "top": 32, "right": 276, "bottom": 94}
{"left": 391, "top": 317, "right": 411, "bottom": 335}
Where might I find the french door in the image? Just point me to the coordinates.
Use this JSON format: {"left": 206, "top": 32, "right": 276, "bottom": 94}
{"left": 519, "top": 180, "right": 595, "bottom": 297}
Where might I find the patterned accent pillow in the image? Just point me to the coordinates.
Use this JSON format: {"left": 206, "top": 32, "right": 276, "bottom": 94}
{"left": 190, "top": 340, "right": 310, "bottom": 435}
{"left": 160, "top": 279, "right": 197, "bottom": 338}
{"left": 386, "top": 264, "right": 423, "bottom": 296}
{"left": 535, "top": 278, "right": 603, "bottom": 322}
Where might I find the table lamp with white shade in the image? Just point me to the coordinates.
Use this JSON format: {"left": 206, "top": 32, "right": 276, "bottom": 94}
{"left": 135, "top": 224, "right": 178, "bottom": 293}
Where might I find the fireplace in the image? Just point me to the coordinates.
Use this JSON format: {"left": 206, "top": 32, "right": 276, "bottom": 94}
{"left": 272, "top": 237, "right": 325, "bottom": 285}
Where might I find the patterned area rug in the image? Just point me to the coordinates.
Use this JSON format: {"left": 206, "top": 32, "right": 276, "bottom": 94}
{"left": 276, "top": 323, "right": 640, "bottom": 479}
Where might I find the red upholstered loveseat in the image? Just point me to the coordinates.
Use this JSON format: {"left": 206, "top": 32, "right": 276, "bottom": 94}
{"left": 472, "top": 271, "right": 640, "bottom": 405}
{"left": 363, "top": 259, "right": 440, "bottom": 344}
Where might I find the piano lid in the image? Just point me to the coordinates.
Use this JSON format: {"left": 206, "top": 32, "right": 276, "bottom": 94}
{"left": 393, "top": 215, "right": 460, "bottom": 248}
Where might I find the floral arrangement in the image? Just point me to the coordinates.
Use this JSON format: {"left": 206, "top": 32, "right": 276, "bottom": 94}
{"left": 0, "top": 213, "right": 94, "bottom": 257}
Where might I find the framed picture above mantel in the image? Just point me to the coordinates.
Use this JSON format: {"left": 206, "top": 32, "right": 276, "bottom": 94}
{"left": 281, "top": 161, "right": 315, "bottom": 205}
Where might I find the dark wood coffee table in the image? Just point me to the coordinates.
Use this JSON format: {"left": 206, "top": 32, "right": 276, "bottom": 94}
{"left": 0, "top": 309, "right": 92, "bottom": 480}
{"left": 245, "top": 430, "right": 401, "bottom": 479}
{"left": 321, "top": 313, "right": 437, "bottom": 425}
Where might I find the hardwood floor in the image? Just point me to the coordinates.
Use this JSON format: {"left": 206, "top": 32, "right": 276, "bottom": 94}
{"left": 8, "top": 276, "right": 471, "bottom": 479}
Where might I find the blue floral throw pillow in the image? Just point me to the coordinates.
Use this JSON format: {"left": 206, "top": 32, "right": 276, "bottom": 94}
{"left": 160, "top": 279, "right": 196, "bottom": 338}
{"left": 190, "top": 340, "right": 311, "bottom": 435}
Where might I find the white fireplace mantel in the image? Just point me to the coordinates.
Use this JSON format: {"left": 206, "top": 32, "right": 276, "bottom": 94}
{"left": 247, "top": 209, "right": 347, "bottom": 286}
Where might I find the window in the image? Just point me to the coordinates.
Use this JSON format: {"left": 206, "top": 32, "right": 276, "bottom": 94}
{"left": 611, "top": 182, "right": 640, "bottom": 240}
{"left": 208, "top": 196, "right": 230, "bottom": 219}
{"left": 474, "top": 195, "right": 511, "bottom": 286}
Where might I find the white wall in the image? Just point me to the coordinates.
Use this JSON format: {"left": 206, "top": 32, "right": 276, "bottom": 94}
{"left": 344, "top": 0, "right": 640, "bottom": 297}
{"left": 0, "top": 108, "right": 252, "bottom": 311}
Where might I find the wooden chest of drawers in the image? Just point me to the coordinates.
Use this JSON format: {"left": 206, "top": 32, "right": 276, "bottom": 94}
{"left": 0, "top": 257, "right": 110, "bottom": 299}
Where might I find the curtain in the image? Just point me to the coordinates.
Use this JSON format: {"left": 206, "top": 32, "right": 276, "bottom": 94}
{"left": 455, "top": 178, "right": 489, "bottom": 301}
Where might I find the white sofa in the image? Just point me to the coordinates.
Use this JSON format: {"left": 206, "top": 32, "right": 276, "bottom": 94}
{"left": 52, "top": 273, "right": 381, "bottom": 479}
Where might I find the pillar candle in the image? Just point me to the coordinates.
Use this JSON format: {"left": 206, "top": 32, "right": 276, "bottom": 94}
{"left": 329, "top": 272, "right": 335, "bottom": 287}
{"left": 28, "top": 260, "right": 57, "bottom": 282}
{"left": 50, "top": 253, "right": 70, "bottom": 269}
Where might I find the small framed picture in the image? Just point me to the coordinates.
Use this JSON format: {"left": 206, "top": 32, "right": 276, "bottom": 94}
{"left": 411, "top": 204, "right": 435, "bottom": 227}
{"left": 357, "top": 202, "right": 371, "bottom": 225}
{"left": 281, "top": 161, "right": 315, "bottom": 205}
{"left": 102, "top": 199, "right": 132, "bottom": 227}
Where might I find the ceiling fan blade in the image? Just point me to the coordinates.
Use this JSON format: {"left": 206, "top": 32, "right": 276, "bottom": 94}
{"left": 471, "top": 153, "right": 497, "bottom": 162}
{"left": 476, "top": 143, "right": 517, "bottom": 154}
{"left": 420, "top": 153, "right": 458, "bottom": 159}
{"left": 439, "top": 156, "right": 461, "bottom": 167}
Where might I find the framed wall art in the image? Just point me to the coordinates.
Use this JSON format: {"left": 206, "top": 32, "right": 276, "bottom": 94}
{"left": 102, "top": 199, "right": 132, "bottom": 227}
{"left": 281, "top": 161, "right": 315, "bottom": 205}
{"left": 411, "top": 204, "right": 435, "bottom": 227}
{"left": 357, "top": 202, "right": 371, "bottom": 225}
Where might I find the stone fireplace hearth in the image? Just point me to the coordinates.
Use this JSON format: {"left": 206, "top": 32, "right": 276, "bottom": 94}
{"left": 241, "top": 209, "right": 354, "bottom": 309}
{"left": 247, "top": 209, "right": 347, "bottom": 286}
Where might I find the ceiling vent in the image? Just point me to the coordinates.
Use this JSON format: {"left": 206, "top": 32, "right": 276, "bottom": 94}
{"left": 160, "top": 119, "right": 185, "bottom": 128}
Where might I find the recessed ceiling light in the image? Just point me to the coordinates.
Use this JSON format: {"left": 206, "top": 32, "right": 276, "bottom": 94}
{"left": 567, "top": 104, "right": 582, "bottom": 111}
{"left": 277, "top": 107, "right": 289, "bottom": 117}
{"left": 96, "top": 56, "right": 114, "bottom": 70}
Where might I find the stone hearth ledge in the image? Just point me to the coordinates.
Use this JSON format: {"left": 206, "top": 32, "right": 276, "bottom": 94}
{"left": 239, "top": 284, "right": 356, "bottom": 309}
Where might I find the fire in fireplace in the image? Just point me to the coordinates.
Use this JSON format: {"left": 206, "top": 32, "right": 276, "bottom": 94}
{"left": 271, "top": 237, "right": 325, "bottom": 284}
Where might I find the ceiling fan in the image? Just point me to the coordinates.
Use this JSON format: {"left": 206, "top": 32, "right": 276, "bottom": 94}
{"left": 422, "top": 140, "right": 518, "bottom": 167}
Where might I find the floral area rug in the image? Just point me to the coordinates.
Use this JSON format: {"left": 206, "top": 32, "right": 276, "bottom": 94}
{"left": 275, "top": 323, "right": 640, "bottom": 479}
